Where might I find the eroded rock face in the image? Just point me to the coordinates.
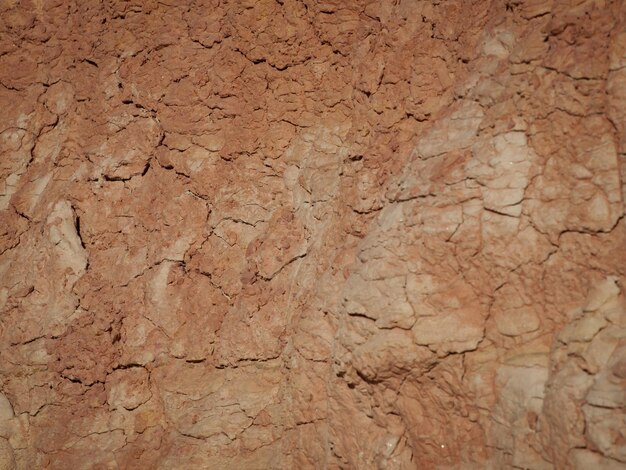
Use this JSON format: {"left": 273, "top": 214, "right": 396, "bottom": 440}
{"left": 0, "top": 0, "right": 625, "bottom": 468}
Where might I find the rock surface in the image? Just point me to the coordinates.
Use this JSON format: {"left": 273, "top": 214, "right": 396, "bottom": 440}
{"left": 0, "top": 0, "right": 625, "bottom": 468}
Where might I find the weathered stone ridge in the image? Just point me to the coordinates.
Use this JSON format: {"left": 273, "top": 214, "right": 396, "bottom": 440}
{"left": 0, "top": 0, "right": 625, "bottom": 468}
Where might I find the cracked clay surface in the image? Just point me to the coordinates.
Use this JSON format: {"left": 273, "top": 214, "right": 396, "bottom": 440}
{"left": 0, "top": 0, "right": 625, "bottom": 468}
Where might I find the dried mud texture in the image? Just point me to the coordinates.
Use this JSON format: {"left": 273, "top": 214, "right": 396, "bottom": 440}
{"left": 0, "top": 0, "right": 625, "bottom": 469}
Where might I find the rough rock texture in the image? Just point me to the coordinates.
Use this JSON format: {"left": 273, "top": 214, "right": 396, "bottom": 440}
{"left": 1, "top": 0, "right": 625, "bottom": 468}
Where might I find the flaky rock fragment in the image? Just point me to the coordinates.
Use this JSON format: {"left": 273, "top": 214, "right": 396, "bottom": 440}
{"left": 0, "top": 438, "right": 16, "bottom": 470}
{"left": 539, "top": 277, "right": 626, "bottom": 468}
{"left": 105, "top": 367, "right": 151, "bottom": 411}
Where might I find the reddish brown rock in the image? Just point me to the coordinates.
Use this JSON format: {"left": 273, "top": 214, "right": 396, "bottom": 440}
{"left": 0, "top": 0, "right": 625, "bottom": 468}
